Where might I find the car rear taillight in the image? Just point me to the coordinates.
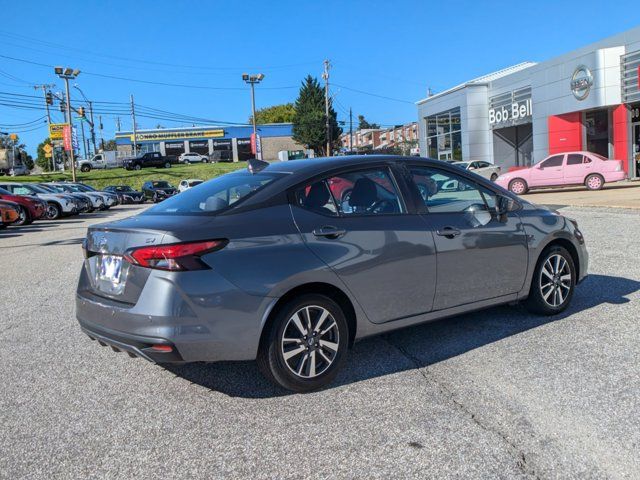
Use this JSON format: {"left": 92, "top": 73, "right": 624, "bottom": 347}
{"left": 124, "top": 239, "right": 227, "bottom": 271}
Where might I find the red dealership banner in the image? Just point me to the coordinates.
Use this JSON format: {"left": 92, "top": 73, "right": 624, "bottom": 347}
{"left": 62, "top": 125, "right": 72, "bottom": 152}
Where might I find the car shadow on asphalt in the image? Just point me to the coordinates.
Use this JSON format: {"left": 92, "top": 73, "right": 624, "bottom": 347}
{"left": 162, "top": 273, "right": 640, "bottom": 398}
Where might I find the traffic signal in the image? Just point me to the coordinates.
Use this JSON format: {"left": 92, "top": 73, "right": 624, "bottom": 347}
{"left": 45, "top": 91, "right": 53, "bottom": 105}
{"left": 78, "top": 107, "right": 85, "bottom": 118}
{"left": 59, "top": 101, "right": 65, "bottom": 112}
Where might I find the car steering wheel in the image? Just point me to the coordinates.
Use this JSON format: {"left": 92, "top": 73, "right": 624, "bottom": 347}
{"left": 367, "top": 199, "right": 392, "bottom": 213}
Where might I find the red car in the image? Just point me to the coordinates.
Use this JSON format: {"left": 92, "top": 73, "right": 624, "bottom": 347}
{"left": 0, "top": 186, "right": 47, "bottom": 225}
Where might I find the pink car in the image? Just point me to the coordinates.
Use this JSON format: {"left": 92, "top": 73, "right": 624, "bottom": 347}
{"left": 496, "top": 151, "right": 626, "bottom": 194}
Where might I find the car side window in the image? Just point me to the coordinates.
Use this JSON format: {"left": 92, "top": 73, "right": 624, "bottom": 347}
{"left": 327, "top": 168, "right": 404, "bottom": 216}
{"left": 408, "top": 167, "right": 496, "bottom": 214}
{"left": 540, "top": 155, "right": 564, "bottom": 168}
{"left": 295, "top": 180, "right": 338, "bottom": 217}
{"left": 566, "top": 154, "right": 584, "bottom": 165}
{"left": 13, "top": 186, "right": 31, "bottom": 195}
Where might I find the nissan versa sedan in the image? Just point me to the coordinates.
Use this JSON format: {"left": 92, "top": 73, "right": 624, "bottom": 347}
{"left": 76, "top": 156, "right": 588, "bottom": 392}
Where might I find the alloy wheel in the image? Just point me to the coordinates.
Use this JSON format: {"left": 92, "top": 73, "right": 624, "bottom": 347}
{"left": 587, "top": 175, "right": 602, "bottom": 190}
{"left": 539, "top": 253, "right": 572, "bottom": 307}
{"left": 510, "top": 180, "right": 526, "bottom": 194}
{"left": 280, "top": 305, "right": 340, "bottom": 379}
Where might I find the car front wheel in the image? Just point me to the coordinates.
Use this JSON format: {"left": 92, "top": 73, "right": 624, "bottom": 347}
{"left": 134, "top": 164, "right": 141, "bottom": 171}
{"left": 46, "top": 203, "right": 61, "bottom": 220}
{"left": 258, "top": 294, "right": 349, "bottom": 392}
{"left": 164, "top": 162, "right": 171, "bottom": 168}
{"left": 13, "top": 205, "right": 31, "bottom": 226}
{"left": 524, "top": 245, "right": 576, "bottom": 315}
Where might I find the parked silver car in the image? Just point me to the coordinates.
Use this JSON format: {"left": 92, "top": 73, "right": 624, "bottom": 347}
{"left": 453, "top": 160, "right": 501, "bottom": 181}
{"left": 76, "top": 156, "right": 587, "bottom": 392}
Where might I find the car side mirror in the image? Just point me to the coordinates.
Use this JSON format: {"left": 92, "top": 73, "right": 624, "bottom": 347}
{"left": 496, "top": 195, "right": 517, "bottom": 217}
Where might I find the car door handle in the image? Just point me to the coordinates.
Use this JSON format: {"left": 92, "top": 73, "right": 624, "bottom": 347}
{"left": 313, "top": 226, "right": 346, "bottom": 239}
{"left": 436, "top": 227, "right": 461, "bottom": 238}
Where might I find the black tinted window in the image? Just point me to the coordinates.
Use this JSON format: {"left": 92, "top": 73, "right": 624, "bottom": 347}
{"left": 566, "top": 154, "right": 585, "bottom": 165}
{"left": 145, "top": 171, "right": 282, "bottom": 215}
{"left": 540, "top": 155, "right": 564, "bottom": 168}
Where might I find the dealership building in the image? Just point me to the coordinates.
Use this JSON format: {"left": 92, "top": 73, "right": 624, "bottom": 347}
{"left": 115, "top": 123, "right": 303, "bottom": 161}
{"left": 416, "top": 26, "right": 640, "bottom": 178}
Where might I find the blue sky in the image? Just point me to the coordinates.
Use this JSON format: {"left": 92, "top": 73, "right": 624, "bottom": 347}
{"left": 1, "top": 0, "right": 639, "bottom": 156}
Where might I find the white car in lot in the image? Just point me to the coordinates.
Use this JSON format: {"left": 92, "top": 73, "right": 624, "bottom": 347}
{"left": 178, "top": 178, "right": 204, "bottom": 193}
{"left": 178, "top": 152, "right": 210, "bottom": 164}
{"left": 453, "top": 160, "right": 501, "bottom": 181}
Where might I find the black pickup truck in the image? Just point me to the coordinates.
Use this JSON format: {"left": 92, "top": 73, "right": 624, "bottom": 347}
{"left": 122, "top": 152, "right": 177, "bottom": 170}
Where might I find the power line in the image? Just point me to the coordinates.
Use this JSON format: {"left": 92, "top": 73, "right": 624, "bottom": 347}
{"left": 0, "top": 115, "right": 46, "bottom": 126}
{"left": 332, "top": 83, "right": 414, "bottom": 104}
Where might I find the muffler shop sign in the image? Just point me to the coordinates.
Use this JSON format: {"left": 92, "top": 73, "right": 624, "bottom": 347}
{"left": 63, "top": 125, "right": 72, "bottom": 151}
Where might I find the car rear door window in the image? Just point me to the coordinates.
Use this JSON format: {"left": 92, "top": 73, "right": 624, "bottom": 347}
{"left": 566, "top": 154, "right": 585, "bottom": 165}
{"left": 327, "top": 168, "right": 404, "bottom": 215}
{"left": 408, "top": 167, "right": 496, "bottom": 213}
{"left": 295, "top": 181, "right": 338, "bottom": 216}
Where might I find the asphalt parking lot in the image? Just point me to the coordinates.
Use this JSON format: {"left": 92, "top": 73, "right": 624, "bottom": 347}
{"left": 1, "top": 204, "right": 639, "bottom": 479}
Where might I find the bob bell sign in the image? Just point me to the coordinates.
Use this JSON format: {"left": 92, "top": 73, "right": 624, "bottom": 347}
{"left": 489, "top": 98, "right": 532, "bottom": 128}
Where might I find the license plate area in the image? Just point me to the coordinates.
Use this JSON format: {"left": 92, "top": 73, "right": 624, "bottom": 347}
{"left": 98, "top": 255, "right": 123, "bottom": 283}
{"left": 95, "top": 254, "right": 127, "bottom": 295}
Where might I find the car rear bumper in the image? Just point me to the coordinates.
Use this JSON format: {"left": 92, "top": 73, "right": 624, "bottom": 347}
{"left": 75, "top": 264, "right": 276, "bottom": 363}
{"left": 604, "top": 171, "right": 626, "bottom": 183}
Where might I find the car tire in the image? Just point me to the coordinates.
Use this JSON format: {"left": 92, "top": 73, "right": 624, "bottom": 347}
{"left": 524, "top": 245, "right": 576, "bottom": 316}
{"left": 490, "top": 173, "right": 498, "bottom": 182}
{"left": 202, "top": 159, "right": 208, "bottom": 163}
{"left": 508, "top": 178, "right": 528, "bottom": 195}
{"left": 585, "top": 173, "right": 604, "bottom": 191}
{"left": 164, "top": 162, "right": 171, "bottom": 168}
{"left": 184, "top": 160, "right": 190, "bottom": 165}
{"left": 13, "top": 205, "right": 31, "bottom": 226}
{"left": 257, "top": 294, "right": 349, "bottom": 392}
{"left": 134, "top": 164, "right": 141, "bottom": 171}
{"left": 81, "top": 165, "right": 91, "bottom": 172}
{"left": 46, "top": 202, "right": 62, "bottom": 220}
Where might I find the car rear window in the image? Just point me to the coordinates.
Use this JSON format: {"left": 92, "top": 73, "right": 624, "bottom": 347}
{"left": 144, "top": 170, "right": 283, "bottom": 215}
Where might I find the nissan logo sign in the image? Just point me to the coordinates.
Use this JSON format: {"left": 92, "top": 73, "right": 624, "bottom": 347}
{"left": 571, "top": 65, "right": 593, "bottom": 100}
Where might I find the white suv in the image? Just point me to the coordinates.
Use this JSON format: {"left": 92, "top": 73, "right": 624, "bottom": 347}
{"left": 178, "top": 152, "right": 210, "bottom": 164}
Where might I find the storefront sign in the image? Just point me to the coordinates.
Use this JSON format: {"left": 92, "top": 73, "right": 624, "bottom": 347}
{"left": 116, "top": 129, "right": 224, "bottom": 142}
{"left": 488, "top": 87, "right": 533, "bottom": 129}
{"left": 570, "top": 65, "right": 593, "bottom": 100}
{"left": 49, "top": 123, "right": 68, "bottom": 140}
{"left": 489, "top": 98, "right": 532, "bottom": 127}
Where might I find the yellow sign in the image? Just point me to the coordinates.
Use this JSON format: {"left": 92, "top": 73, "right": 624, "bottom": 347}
{"left": 116, "top": 129, "right": 225, "bottom": 142}
{"left": 43, "top": 144, "right": 53, "bottom": 154}
{"left": 49, "top": 123, "right": 69, "bottom": 140}
{"left": 9, "top": 133, "right": 17, "bottom": 140}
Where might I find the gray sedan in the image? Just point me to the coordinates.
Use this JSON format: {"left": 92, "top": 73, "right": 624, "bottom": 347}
{"left": 453, "top": 160, "right": 502, "bottom": 181}
{"left": 76, "top": 156, "right": 587, "bottom": 392}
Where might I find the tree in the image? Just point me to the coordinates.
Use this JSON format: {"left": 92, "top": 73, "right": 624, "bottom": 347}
{"left": 36, "top": 138, "right": 53, "bottom": 171}
{"left": 102, "top": 139, "right": 117, "bottom": 151}
{"left": 250, "top": 103, "right": 296, "bottom": 124}
{"left": 292, "top": 75, "right": 342, "bottom": 156}
{"left": 357, "top": 115, "right": 379, "bottom": 130}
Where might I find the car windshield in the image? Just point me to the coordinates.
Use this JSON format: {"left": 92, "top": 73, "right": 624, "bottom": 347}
{"left": 145, "top": 170, "right": 283, "bottom": 215}
{"left": 111, "top": 186, "right": 133, "bottom": 192}
{"left": 57, "top": 184, "right": 83, "bottom": 192}
{"left": 75, "top": 184, "right": 97, "bottom": 192}
{"left": 0, "top": 187, "right": 11, "bottom": 194}
{"left": 189, "top": 181, "right": 203, "bottom": 187}
{"left": 152, "top": 181, "right": 172, "bottom": 188}
{"left": 26, "top": 184, "right": 50, "bottom": 194}
{"left": 41, "top": 184, "right": 65, "bottom": 192}
{"left": 452, "top": 162, "right": 470, "bottom": 169}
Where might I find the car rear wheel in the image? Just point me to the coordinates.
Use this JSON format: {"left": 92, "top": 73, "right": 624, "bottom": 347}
{"left": 508, "top": 178, "right": 528, "bottom": 195}
{"left": 46, "top": 202, "right": 61, "bottom": 220}
{"left": 13, "top": 205, "right": 31, "bottom": 226}
{"left": 183, "top": 160, "right": 190, "bottom": 165}
{"left": 80, "top": 165, "right": 91, "bottom": 172}
{"left": 258, "top": 294, "right": 349, "bottom": 392}
{"left": 164, "top": 162, "right": 171, "bottom": 168}
{"left": 134, "top": 164, "right": 141, "bottom": 171}
{"left": 524, "top": 245, "right": 576, "bottom": 315}
{"left": 585, "top": 173, "right": 604, "bottom": 191}
{"left": 202, "top": 158, "right": 208, "bottom": 163}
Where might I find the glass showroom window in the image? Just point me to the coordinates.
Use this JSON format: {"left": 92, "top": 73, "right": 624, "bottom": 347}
{"left": 424, "top": 107, "right": 462, "bottom": 161}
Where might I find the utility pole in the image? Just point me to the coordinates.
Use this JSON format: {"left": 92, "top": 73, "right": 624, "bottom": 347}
{"left": 349, "top": 107, "right": 353, "bottom": 154}
{"left": 87, "top": 101, "right": 96, "bottom": 154}
{"left": 54, "top": 67, "right": 80, "bottom": 181}
{"left": 130, "top": 94, "right": 138, "bottom": 156}
{"left": 242, "top": 73, "right": 265, "bottom": 160}
{"left": 79, "top": 117, "right": 87, "bottom": 158}
{"left": 116, "top": 116, "right": 121, "bottom": 131}
{"left": 322, "top": 59, "right": 331, "bottom": 156}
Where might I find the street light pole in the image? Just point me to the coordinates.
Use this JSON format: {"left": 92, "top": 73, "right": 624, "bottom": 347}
{"left": 242, "top": 73, "right": 264, "bottom": 160}
{"left": 322, "top": 59, "right": 331, "bottom": 156}
{"left": 55, "top": 67, "right": 80, "bottom": 182}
